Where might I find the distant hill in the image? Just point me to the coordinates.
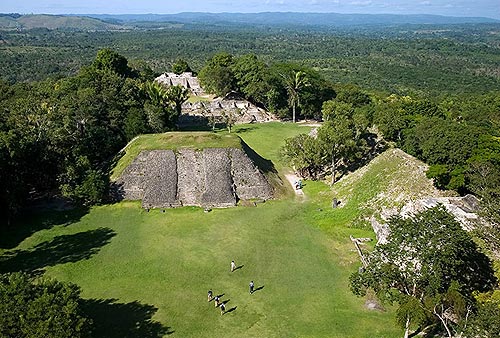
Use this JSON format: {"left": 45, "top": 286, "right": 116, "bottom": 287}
{"left": 86, "top": 12, "right": 500, "bottom": 27}
{"left": 1, "top": 12, "right": 497, "bottom": 31}
{"left": 0, "top": 14, "right": 128, "bottom": 31}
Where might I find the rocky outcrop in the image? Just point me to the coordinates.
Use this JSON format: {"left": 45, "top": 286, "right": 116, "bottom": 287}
{"left": 114, "top": 147, "right": 273, "bottom": 208}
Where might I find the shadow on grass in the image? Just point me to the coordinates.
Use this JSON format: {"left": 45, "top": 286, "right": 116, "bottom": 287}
{"left": 0, "top": 207, "right": 89, "bottom": 250}
{"left": 225, "top": 306, "right": 237, "bottom": 314}
{"left": 233, "top": 265, "right": 244, "bottom": 271}
{"left": 83, "top": 299, "right": 174, "bottom": 337}
{"left": 253, "top": 285, "right": 265, "bottom": 293}
{"left": 235, "top": 125, "right": 259, "bottom": 133}
{"left": 240, "top": 139, "right": 277, "bottom": 174}
{"left": 0, "top": 227, "right": 115, "bottom": 273}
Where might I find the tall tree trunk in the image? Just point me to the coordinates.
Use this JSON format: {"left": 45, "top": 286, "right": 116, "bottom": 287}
{"left": 404, "top": 315, "right": 411, "bottom": 338}
{"left": 292, "top": 101, "right": 296, "bottom": 123}
{"left": 331, "top": 152, "right": 336, "bottom": 186}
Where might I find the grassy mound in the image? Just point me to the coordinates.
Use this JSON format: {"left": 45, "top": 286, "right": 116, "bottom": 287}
{"left": 112, "top": 132, "right": 243, "bottom": 180}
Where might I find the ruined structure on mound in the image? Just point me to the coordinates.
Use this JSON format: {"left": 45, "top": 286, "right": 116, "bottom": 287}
{"left": 178, "top": 91, "right": 275, "bottom": 126}
{"left": 155, "top": 72, "right": 204, "bottom": 95}
{"left": 114, "top": 148, "right": 273, "bottom": 208}
{"left": 154, "top": 71, "right": 275, "bottom": 126}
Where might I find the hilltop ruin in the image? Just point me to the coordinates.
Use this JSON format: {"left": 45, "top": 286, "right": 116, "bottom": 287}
{"left": 155, "top": 72, "right": 204, "bottom": 95}
{"left": 154, "top": 72, "right": 276, "bottom": 125}
{"left": 113, "top": 147, "right": 273, "bottom": 208}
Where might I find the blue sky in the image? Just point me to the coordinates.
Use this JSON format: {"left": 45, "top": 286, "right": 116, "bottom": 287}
{"left": 1, "top": 1, "right": 499, "bottom": 19}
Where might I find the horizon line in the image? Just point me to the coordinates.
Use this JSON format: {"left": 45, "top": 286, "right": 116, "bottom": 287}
{"left": 2, "top": 11, "right": 499, "bottom": 21}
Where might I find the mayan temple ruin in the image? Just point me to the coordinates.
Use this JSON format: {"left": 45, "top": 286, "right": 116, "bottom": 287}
{"left": 113, "top": 147, "right": 273, "bottom": 208}
{"left": 155, "top": 72, "right": 204, "bottom": 95}
{"left": 154, "top": 72, "right": 275, "bottom": 125}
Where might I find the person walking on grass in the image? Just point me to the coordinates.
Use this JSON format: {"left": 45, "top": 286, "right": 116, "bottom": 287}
{"left": 214, "top": 296, "right": 220, "bottom": 307}
{"left": 208, "top": 290, "right": 213, "bottom": 302}
{"left": 249, "top": 280, "right": 254, "bottom": 294}
{"left": 220, "top": 302, "right": 226, "bottom": 315}
{"left": 231, "top": 260, "right": 236, "bottom": 272}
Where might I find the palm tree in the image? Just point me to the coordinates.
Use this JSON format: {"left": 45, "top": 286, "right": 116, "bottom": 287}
{"left": 282, "top": 70, "right": 310, "bottom": 123}
{"left": 165, "top": 85, "right": 189, "bottom": 116}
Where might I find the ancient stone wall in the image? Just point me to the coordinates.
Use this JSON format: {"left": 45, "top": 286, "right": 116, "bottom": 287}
{"left": 201, "top": 148, "right": 236, "bottom": 207}
{"left": 141, "top": 150, "right": 179, "bottom": 209}
{"left": 229, "top": 148, "right": 273, "bottom": 201}
{"left": 114, "top": 147, "right": 273, "bottom": 208}
{"left": 177, "top": 149, "right": 205, "bottom": 206}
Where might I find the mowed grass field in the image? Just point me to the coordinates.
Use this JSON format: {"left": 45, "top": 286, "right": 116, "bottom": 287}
{"left": 1, "top": 123, "right": 402, "bottom": 337}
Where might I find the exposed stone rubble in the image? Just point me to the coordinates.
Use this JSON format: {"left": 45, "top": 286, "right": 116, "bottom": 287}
{"left": 156, "top": 72, "right": 275, "bottom": 126}
{"left": 114, "top": 147, "right": 273, "bottom": 208}
{"left": 178, "top": 92, "right": 276, "bottom": 126}
{"left": 372, "top": 194, "right": 482, "bottom": 244}
{"left": 155, "top": 72, "right": 204, "bottom": 95}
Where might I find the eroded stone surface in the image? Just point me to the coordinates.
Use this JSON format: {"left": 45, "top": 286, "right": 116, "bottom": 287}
{"left": 114, "top": 147, "right": 273, "bottom": 208}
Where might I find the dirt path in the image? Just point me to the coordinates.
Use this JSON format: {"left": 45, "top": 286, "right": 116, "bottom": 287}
{"left": 284, "top": 173, "right": 304, "bottom": 196}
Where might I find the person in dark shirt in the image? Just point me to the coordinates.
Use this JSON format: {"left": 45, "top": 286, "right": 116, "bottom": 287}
{"left": 249, "top": 280, "right": 254, "bottom": 294}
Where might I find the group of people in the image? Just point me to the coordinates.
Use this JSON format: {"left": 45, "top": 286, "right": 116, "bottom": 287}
{"left": 207, "top": 260, "right": 257, "bottom": 316}
{"left": 207, "top": 290, "right": 227, "bottom": 315}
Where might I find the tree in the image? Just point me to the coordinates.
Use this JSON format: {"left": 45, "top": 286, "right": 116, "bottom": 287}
{"left": 165, "top": 85, "right": 189, "bottom": 117}
{"left": 143, "top": 81, "right": 179, "bottom": 131}
{"left": 322, "top": 100, "right": 355, "bottom": 121}
{"left": 198, "top": 52, "right": 235, "bottom": 97}
{"left": 335, "top": 85, "right": 371, "bottom": 107}
{"left": 92, "top": 48, "right": 130, "bottom": 77}
{"left": 220, "top": 108, "right": 239, "bottom": 133}
{"left": 280, "top": 133, "right": 323, "bottom": 179}
{"left": 281, "top": 70, "right": 310, "bottom": 123}
{"left": 350, "top": 206, "right": 497, "bottom": 338}
{"left": 171, "top": 58, "right": 192, "bottom": 75}
{"left": 317, "top": 118, "right": 356, "bottom": 185}
{"left": 0, "top": 272, "right": 91, "bottom": 338}
{"left": 232, "top": 54, "right": 270, "bottom": 104}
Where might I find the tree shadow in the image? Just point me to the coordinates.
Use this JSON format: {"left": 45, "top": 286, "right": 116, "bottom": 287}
{"left": 235, "top": 125, "right": 259, "bottom": 133}
{"left": 110, "top": 181, "right": 126, "bottom": 202}
{"left": 0, "top": 206, "right": 89, "bottom": 250}
{"left": 83, "top": 298, "right": 174, "bottom": 337}
{"left": 0, "top": 227, "right": 116, "bottom": 273}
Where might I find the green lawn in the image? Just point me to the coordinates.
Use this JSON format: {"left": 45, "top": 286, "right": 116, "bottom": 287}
{"left": 1, "top": 122, "right": 402, "bottom": 337}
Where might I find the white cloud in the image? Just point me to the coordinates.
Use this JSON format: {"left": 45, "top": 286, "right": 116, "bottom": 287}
{"left": 420, "top": 1, "right": 432, "bottom": 5}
